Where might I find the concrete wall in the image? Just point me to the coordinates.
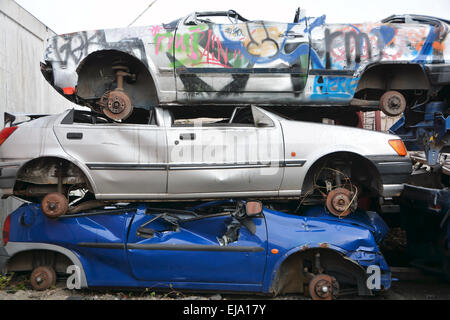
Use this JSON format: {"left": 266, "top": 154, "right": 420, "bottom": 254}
{"left": 0, "top": 0, "right": 75, "bottom": 232}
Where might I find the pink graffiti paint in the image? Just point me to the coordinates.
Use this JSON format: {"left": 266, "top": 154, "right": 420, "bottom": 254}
{"left": 155, "top": 35, "right": 167, "bottom": 55}
{"left": 149, "top": 25, "right": 162, "bottom": 37}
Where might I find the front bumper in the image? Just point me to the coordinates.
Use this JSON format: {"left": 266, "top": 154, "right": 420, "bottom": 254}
{"left": 367, "top": 155, "right": 412, "bottom": 197}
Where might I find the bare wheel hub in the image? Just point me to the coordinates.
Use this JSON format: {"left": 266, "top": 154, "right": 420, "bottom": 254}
{"left": 102, "top": 65, "right": 134, "bottom": 121}
{"left": 41, "top": 192, "right": 69, "bottom": 219}
{"left": 107, "top": 91, "right": 131, "bottom": 115}
{"left": 380, "top": 90, "right": 406, "bottom": 117}
{"left": 30, "top": 266, "right": 56, "bottom": 291}
{"left": 326, "top": 188, "right": 354, "bottom": 217}
{"left": 309, "top": 274, "right": 339, "bottom": 300}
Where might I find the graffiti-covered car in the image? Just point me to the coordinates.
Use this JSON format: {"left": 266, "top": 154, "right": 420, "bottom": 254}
{"left": 41, "top": 10, "right": 450, "bottom": 121}
{"left": 0, "top": 106, "right": 411, "bottom": 218}
{"left": 0, "top": 200, "right": 391, "bottom": 299}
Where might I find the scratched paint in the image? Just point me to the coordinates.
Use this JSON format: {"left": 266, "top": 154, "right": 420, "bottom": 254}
{"left": 43, "top": 11, "right": 449, "bottom": 106}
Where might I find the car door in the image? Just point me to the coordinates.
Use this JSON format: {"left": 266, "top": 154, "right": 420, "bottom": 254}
{"left": 165, "top": 106, "right": 284, "bottom": 197}
{"left": 174, "top": 11, "right": 310, "bottom": 99}
{"left": 53, "top": 109, "right": 167, "bottom": 199}
{"left": 126, "top": 205, "right": 268, "bottom": 284}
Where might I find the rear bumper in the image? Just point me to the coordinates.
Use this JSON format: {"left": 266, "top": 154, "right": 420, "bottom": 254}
{"left": 367, "top": 155, "right": 412, "bottom": 197}
{"left": 0, "top": 247, "right": 9, "bottom": 274}
{"left": 0, "top": 162, "right": 24, "bottom": 195}
{"left": 424, "top": 64, "right": 450, "bottom": 85}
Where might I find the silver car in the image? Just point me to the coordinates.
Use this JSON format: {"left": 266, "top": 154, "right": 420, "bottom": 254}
{"left": 41, "top": 10, "right": 450, "bottom": 121}
{"left": 0, "top": 106, "right": 411, "bottom": 217}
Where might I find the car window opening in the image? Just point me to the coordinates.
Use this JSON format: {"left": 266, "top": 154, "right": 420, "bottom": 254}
{"left": 64, "top": 108, "right": 157, "bottom": 125}
{"left": 168, "top": 106, "right": 256, "bottom": 127}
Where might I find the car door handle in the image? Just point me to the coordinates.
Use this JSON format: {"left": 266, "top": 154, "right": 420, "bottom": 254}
{"left": 179, "top": 133, "right": 196, "bottom": 141}
{"left": 67, "top": 132, "right": 83, "bottom": 140}
{"left": 280, "top": 31, "right": 304, "bottom": 38}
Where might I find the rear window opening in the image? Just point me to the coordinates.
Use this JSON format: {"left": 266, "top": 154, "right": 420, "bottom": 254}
{"left": 62, "top": 108, "right": 157, "bottom": 125}
{"left": 382, "top": 14, "right": 449, "bottom": 28}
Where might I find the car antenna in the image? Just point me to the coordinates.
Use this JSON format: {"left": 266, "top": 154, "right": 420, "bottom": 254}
{"left": 128, "top": 0, "right": 159, "bottom": 27}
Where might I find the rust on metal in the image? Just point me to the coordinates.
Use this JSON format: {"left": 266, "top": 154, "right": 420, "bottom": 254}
{"left": 379, "top": 90, "right": 407, "bottom": 117}
{"left": 102, "top": 65, "right": 134, "bottom": 121}
{"left": 30, "top": 266, "right": 56, "bottom": 291}
{"left": 308, "top": 274, "right": 339, "bottom": 300}
{"left": 326, "top": 187, "right": 353, "bottom": 217}
{"left": 41, "top": 192, "right": 69, "bottom": 219}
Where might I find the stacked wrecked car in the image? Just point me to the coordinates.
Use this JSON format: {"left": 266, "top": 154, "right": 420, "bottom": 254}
{"left": 2, "top": 8, "right": 450, "bottom": 299}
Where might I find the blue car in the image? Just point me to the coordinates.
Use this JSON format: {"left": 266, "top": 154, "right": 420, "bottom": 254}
{"left": 0, "top": 200, "right": 390, "bottom": 299}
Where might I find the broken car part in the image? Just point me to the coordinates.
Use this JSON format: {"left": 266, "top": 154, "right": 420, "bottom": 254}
{"left": 1, "top": 201, "right": 391, "bottom": 298}
{"left": 99, "top": 65, "right": 135, "bottom": 121}
{"left": 308, "top": 273, "right": 339, "bottom": 300}
{"left": 30, "top": 266, "right": 57, "bottom": 291}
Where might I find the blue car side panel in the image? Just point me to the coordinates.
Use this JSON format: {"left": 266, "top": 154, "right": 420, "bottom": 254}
{"left": 261, "top": 207, "right": 391, "bottom": 292}
{"left": 6, "top": 203, "right": 390, "bottom": 293}
{"left": 126, "top": 211, "right": 268, "bottom": 284}
{"left": 8, "top": 204, "right": 135, "bottom": 287}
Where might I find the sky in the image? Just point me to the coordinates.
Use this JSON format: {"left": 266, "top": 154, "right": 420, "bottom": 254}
{"left": 14, "top": 0, "right": 450, "bottom": 35}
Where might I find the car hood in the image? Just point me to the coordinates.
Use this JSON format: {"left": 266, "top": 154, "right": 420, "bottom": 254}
{"left": 300, "top": 206, "right": 389, "bottom": 244}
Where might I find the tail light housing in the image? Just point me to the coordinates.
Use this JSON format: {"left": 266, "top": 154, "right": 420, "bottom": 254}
{"left": 3, "top": 215, "right": 11, "bottom": 246}
{"left": 0, "top": 127, "right": 18, "bottom": 146}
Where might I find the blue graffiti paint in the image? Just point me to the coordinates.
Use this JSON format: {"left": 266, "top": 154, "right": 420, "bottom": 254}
{"left": 311, "top": 75, "right": 360, "bottom": 100}
{"left": 412, "top": 26, "right": 437, "bottom": 63}
{"left": 370, "top": 25, "right": 396, "bottom": 46}
{"left": 305, "top": 15, "right": 326, "bottom": 33}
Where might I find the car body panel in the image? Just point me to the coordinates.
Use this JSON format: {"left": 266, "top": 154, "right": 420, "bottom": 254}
{"left": 2, "top": 201, "right": 391, "bottom": 294}
{"left": 42, "top": 12, "right": 449, "bottom": 107}
{"left": 127, "top": 211, "right": 267, "bottom": 283}
{"left": 0, "top": 107, "right": 409, "bottom": 200}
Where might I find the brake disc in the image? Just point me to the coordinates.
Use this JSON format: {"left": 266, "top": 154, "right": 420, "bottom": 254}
{"left": 326, "top": 187, "right": 354, "bottom": 218}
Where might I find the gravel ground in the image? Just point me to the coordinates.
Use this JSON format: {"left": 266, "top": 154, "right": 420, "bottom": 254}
{"left": 1, "top": 270, "right": 450, "bottom": 300}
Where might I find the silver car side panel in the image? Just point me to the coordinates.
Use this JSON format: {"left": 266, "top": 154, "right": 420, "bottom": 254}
{"left": 53, "top": 121, "right": 168, "bottom": 196}
{"left": 165, "top": 108, "right": 284, "bottom": 194}
{"left": 279, "top": 119, "right": 405, "bottom": 192}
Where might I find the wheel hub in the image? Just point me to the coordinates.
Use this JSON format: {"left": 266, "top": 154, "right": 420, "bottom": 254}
{"left": 380, "top": 90, "right": 407, "bottom": 117}
{"left": 41, "top": 192, "right": 68, "bottom": 219}
{"left": 309, "top": 274, "right": 340, "bottom": 300}
{"left": 326, "top": 188, "right": 354, "bottom": 217}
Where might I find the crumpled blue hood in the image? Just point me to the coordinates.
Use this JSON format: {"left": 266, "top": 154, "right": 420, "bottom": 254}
{"left": 300, "top": 207, "right": 390, "bottom": 244}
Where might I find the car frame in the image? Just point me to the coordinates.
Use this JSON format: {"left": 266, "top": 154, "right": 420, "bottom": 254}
{"left": 0, "top": 200, "right": 391, "bottom": 299}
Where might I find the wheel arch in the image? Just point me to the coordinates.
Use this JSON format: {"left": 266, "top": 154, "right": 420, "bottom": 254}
{"left": 269, "top": 246, "right": 371, "bottom": 296}
{"left": 13, "top": 156, "right": 97, "bottom": 197}
{"left": 355, "top": 62, "right": 431, "bottom": 99}
{"left": 301, "top": 151, "right": 383, "bottom": 197}
{"left": 75, "top": 49, "right": 160, "bottom": 108}
{"left": 4, "top": 243, "right": 88, "bottom": 288}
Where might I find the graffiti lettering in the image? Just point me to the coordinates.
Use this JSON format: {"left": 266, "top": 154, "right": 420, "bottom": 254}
{"left": 47, "top": 30, "right": 148, "bottom": 68}
{"left": 325, "top": 28, "right": 377, "bottom": 69}
{"left": 312, "top": 75, "right": 359, "bottom": 100}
